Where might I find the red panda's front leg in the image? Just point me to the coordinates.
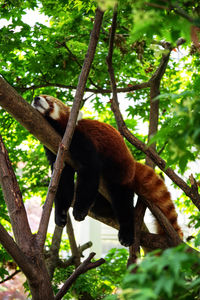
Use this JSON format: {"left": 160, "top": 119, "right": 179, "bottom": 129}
{"left": 72, "top": 159, "right": 101, "bottom": 221}
{"left": 106, "top": 183, "right": 135, "bottom": 247}
{"left": 54, "top": 164, "right": 75, "bottom": 227}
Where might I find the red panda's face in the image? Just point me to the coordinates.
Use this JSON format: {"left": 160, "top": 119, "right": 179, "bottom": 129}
{"left": 32, "top": 95, "right": 70, "bottom": 121}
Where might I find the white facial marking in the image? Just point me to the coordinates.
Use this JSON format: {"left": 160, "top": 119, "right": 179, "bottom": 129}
{"left": 36, "top": 105, "right": 46, "bottom": 114}
{"left": 39, "top": 96, "right": 49, "bottom": 110}
{"left": 49, "top": 102, "right": 60, "bottom": 120}
{"left": 32, "top": 96, "right": 49, "bottom": 115}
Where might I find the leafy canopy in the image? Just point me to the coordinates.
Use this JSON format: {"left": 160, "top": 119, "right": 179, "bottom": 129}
{"left": 0, "top": 0, "right": 200, "bottom": 296}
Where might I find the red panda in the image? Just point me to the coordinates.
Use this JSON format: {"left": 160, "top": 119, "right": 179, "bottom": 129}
{"left": 32, "top": 95, "right": 183, "bottom": 246}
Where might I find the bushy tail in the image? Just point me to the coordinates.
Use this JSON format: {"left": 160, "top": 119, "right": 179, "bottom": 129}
{"left": 133, "top": 162, "right": 183, "bottom": 238}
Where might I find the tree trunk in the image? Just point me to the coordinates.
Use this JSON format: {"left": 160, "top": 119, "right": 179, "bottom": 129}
{"left": 28, "top": 258, "right": 54, "bottom": 300}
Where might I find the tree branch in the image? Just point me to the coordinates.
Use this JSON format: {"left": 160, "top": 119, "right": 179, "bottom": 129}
{"left": 66, "top": 212, "right": 81, "bottom": 267}
{"left": 0, "top": 77, "right": 63, "bottom": 161}
{"left": 110, "top": 98, "right": 200, "bottom": 210}
{"left": 46, "top": 225, "right": 64, "bottom": 279}
{"left": 56, "top": 41, "right": 103, "bottom": 91}
{"left": 105, "top": 7, "right": 181, "bottom": 261}
{"left": 55, "top": 252, "right": 105, "bottom": 300}
{"left": 145, "top": 1, "right": 195, "bottom": 24}
{"left": 57, "top": 242, "right": 93, "bottom": 269}
{"left": 0, "top": 135, "right": 32, "bottom": 252}
{"left": 189, "top": 174, "right": 200, "bottom": 202}
{"left": 36, "top": 7, "right": 104, "bottom": 250}
{"left": 89, "top": 205, "right": 182, "bottom": 251}
{"left": 16, "top": 79, "right": 150, "bottom": 95}
{"left": 145, "top": 42, "right": 171, "bottom": 168}
{"left": 0, "top": 269, "right": 20, "bottom": 284}
{"left": 0, "top": 224, "right": 35, "bottom": 280}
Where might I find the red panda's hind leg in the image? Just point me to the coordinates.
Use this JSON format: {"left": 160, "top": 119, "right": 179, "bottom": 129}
{"left": 106, "top": 183, "right": 134, "bottom": 247}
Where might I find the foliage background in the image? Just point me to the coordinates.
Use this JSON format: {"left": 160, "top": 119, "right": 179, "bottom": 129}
{"left": 0, "top": 0, "right": 200, "bottom": 299}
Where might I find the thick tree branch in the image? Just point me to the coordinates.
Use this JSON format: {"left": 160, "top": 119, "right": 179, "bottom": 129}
{"left": 36, "top": 7, "right": 104, "bottom": 250}
{"left": 90, "top": 204, "right": 182, "bottom": 250}
{"left": 142, "top": 196, "right": 182, "bottom": 246}
{"left": 0, "top": 224, "right": 35, "bottom": 280}
{"left": 0, "top": 135, "right": 32, "bottom": 252}
{"left": 55, "top": 252, "right": 105, "bottom": 300}
{"left": 0, "top": 77, "right": 63, "bottom": 161}
{"left": 0, "top": 135, "right": 55, "bottom": 299}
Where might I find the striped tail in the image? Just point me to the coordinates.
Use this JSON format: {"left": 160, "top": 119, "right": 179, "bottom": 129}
{"left": 133, "top": 162, "right": 183, "bottom": 238}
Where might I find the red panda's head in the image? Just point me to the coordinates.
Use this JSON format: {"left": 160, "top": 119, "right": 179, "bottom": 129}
{"left": 32, "top": 95, "right": 70, "bottom": 121}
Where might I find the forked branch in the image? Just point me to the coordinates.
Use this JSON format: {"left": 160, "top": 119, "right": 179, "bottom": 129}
{"left": 55, "top": 252, "right": 105, "bottom": 300}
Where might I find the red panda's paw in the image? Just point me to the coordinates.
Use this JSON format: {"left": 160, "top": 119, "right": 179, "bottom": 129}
{"left": 118, "top": 227, "right": 134, "bottom": 247}
{"left": 55, "top": 213, "right": 67, "bottom": 227}
{"left": 73, "top": 208, "right": 88, "bottom": 221}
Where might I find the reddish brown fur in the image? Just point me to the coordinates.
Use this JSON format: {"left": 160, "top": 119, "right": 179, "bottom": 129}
{"left": 41, "top": 94, "right": 136, "bottom": 186}
{"left": 77, "top": 119, "right": 136, "bottom": 185}
{"left": 133, "top": 162, "right": 183, "bottom": 238}
{"left": 40, "top": 95, "right": 183, "bottom": 239}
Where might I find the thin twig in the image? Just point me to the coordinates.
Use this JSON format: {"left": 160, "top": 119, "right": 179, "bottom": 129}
{"left": 0, "top": 270, "right": 20, "bottom": 284}
{"left": 55, "top": 252, "right": 105, "bottom": 300}
{"left": 17, "top": 79, "right": 150, "bottom": 94}
{"left": 145, "top": 1, "right": 195, "bottom": 24}
{"left": 66, "top": 212, "right": 81, "bottom": 267}
{"left": 46, "top": 225, "right": 64, "bottom": 279}
{"left": 57, "top": 242, "right": 93, "bottom": 268}
{"left": 144, "top": 2, "right": 169, "bottom": 10}
{"left": 57, "top": 41, "right": 103, "bottom": 90}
